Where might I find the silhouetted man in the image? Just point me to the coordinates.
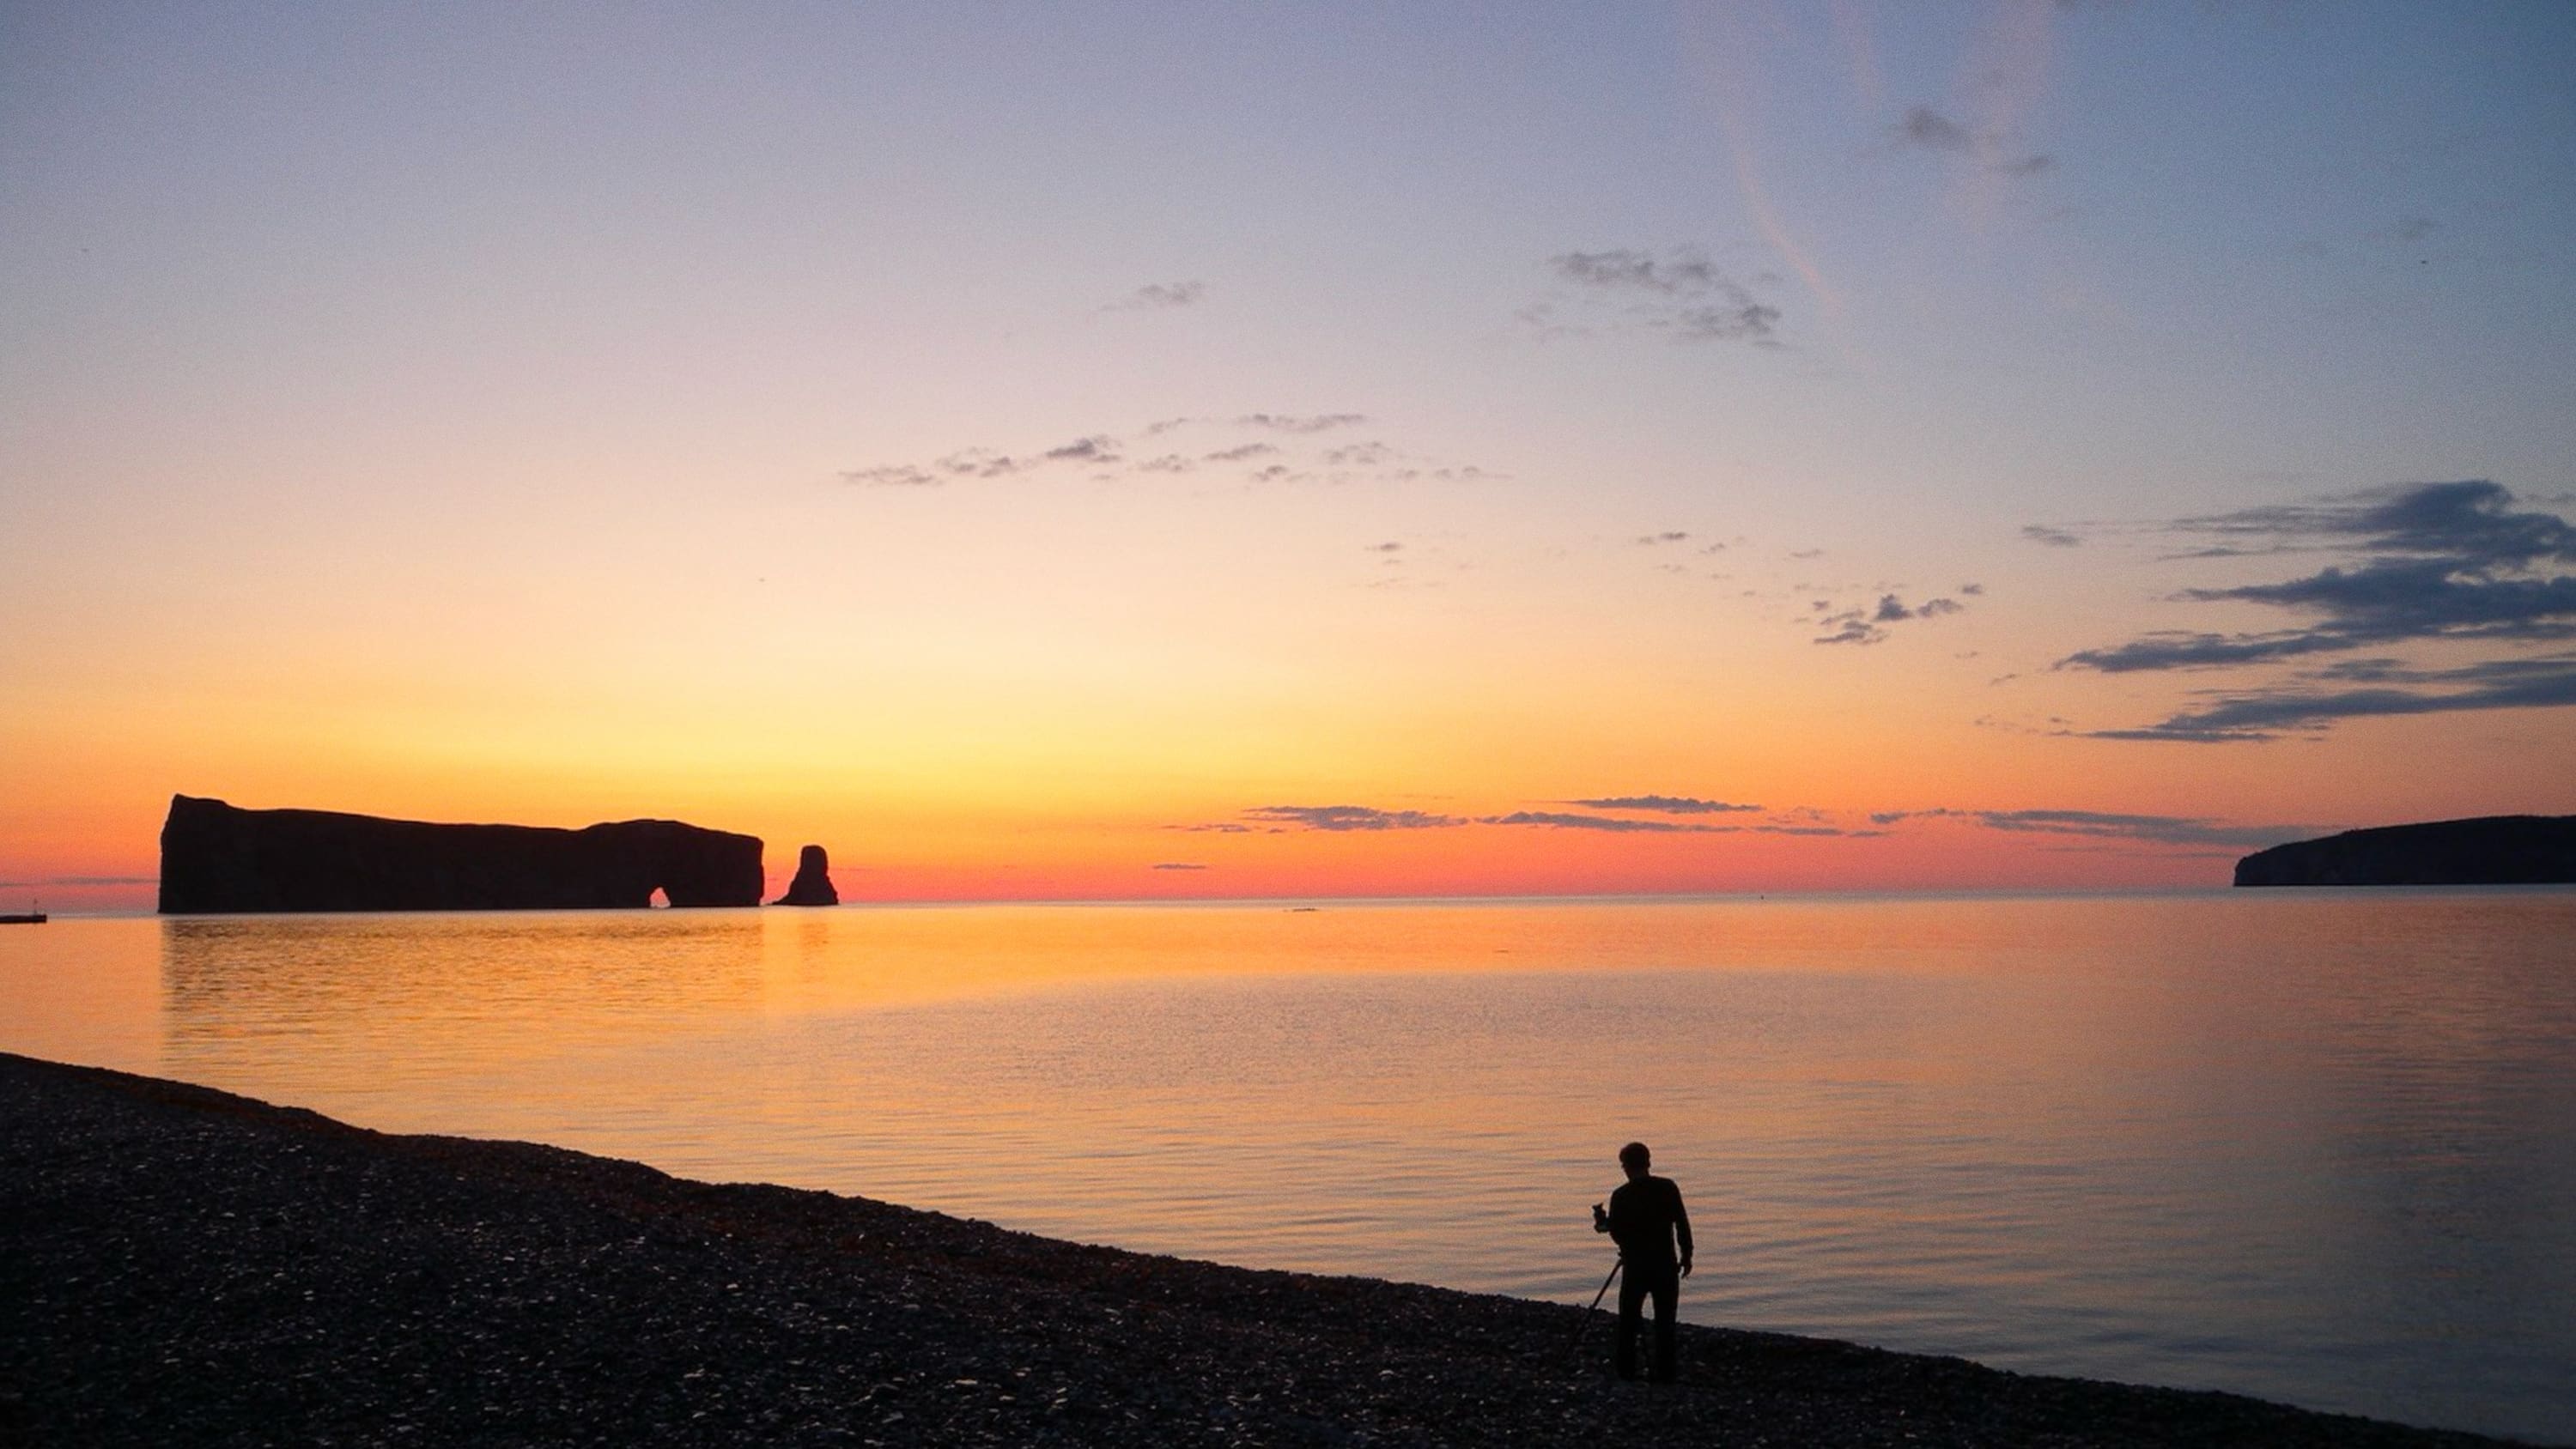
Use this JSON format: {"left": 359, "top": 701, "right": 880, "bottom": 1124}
{"left": 1592, "top": 1140, "right": 1692, "bottom": 1382}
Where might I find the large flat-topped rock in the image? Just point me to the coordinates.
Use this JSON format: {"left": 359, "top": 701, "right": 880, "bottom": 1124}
{"left": 158, "top": 795, "right": 765, "bottom": 912}
{"left": 2233, "top": 815, "right": 2576, "bottom": 887}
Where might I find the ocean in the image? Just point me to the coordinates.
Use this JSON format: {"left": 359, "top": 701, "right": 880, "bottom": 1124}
{"left": 5, "top": 891, "right": 2571, "bottom": 1441}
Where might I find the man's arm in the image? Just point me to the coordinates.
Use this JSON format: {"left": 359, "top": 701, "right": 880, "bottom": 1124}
{"left": 1670, "top": 1181, "right": 1694, "bottom": 1276}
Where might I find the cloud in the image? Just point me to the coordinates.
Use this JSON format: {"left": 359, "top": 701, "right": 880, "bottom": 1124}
{"left": 1484, "top": 811, "right": 1728, "bottom": 834}
{"left": 1042, "top": 435, "right": 1120, "bottom": 464}
{"left": 1241, "top": 804, "right": 1466, "bottom": 832}
{"left": 1567, "top": 796, "right": 1762, "bottom": 815}
{"left": 1107, "top": 281, "right": 1205, "bottom": 311}
{"left": 1551, "top": 250, "right": 1723, "bottom": 292}
{"left": 0, "top": 874, "right": 157, "bottom": 888}
{"left": 1863, "top": 805, "right": 2306, "bottom": 847}
{"left": 1635, "top": 531, "right": 1690, "bottom": 546}
{"left": 1814, "top": 592, "right": 1968, "bottom": 645}
{"left": 1150, "top": 862, "right": 1208, "bottom": 871}
{"left": 2086, "top": 654, "right": 2576, "bottom": 743}
{"left": 840, "top": 412, "right": 1493, "bottom": 497}
{"left": 1868, "top": 809, "right": 1964, "bottom": 826}
{"left": 1971, "top": 809, "right": 2312, "bottom": 848}
{"left": 1897, "top": 106, "right": 1975, "bottom": 153}
{"left": 2059, "top": 630, "right": 2347, "bottom": 674}
{"left": 840, "top": 464, "right": 940, "bottom": 488}
{"left": 1236, "top": 413, "right": 1368, "bottom": 433}
{"left": 1815, "top": 615, "right": 1883, "bottom": 646}
{"left": 936, "top": 448, "right": 1027, "bottom": 479}
{"left": 2168, "top": 480, "right": 2573, "bottom": 567}
{"left": 1531, "top": 247, "right": 1783, "bottom": 347}
{"left": 2062, "top": 482, "right": 2576, "bottom": 682}
{"left": 1893, "top": 104, "right": 2051, "bottom": 179}
{"left": 2021, "top": 524, "right": 2082, "bottom": 547}
{"left": 1367, "top": 541, "right": 1404, "bottom": 553}
{"left": 1674, "top": 300, "right": 1784, "bottom": 343}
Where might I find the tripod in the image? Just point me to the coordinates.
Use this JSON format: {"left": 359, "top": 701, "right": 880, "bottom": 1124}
{"left": 1571, "top": 1255, "right": 1623, "bottom": 1350}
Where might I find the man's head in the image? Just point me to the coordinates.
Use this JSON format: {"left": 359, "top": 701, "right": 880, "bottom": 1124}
{"left": 1619, "top": 1141, "right": 1650, "bottom": 1180}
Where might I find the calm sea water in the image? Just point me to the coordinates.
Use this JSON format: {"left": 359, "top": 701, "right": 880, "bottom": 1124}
{"left": 5, "top": 893, "right": 2572, "bottom": 1441}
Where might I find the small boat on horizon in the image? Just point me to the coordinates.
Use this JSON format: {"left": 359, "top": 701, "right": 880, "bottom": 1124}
{"left": 2, "top": 902, "right": 46, "bottom": 925}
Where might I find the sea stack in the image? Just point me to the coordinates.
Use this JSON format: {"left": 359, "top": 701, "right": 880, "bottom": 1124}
{"left": 773, "top": 844, "right": 840, "bottom": 906}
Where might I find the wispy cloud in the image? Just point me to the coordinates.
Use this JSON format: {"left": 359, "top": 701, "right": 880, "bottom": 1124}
{"left": 1236, "top": 413, "right": 1369, "bottom": 433}
{"left": 1525, "top": 246, "right": 1783, "bottom": 346}
{"left": 1105, "top": 280, "right": 1205, "bottom": 311}
{"left": 1971, "top": 809, "right": 2311, "bottom": 848}
{"left": 2059, "top": 481, "right": 2576, "bottom": 737}
{"left": 2088, "top": 655, "right": 2576, "bottom": 743}
{"left": 1042, "top": 435, "right": 1120, "bottom": 464}
{"left": 1814, "top": 591, "right": 1971, "bottom": 646}
{"left": 1483, "top": 811, "right": 1729, "bottom": 834}
{"left": 1150, "top": 862, "right": 1208, "bottom": 871}
{"left": 838, "top": 464, "right": 935, "bottom": 488}
{"left": 1185, "top": 797, "right": 1777, "bottom": 837}
{"left": 2021, "top": 524, "right": 2083, "bottom": 547}
{"left": 1568, "top": 795, "right": 1761, "bottom": 815}
{"left": 1866, "top": 806, "right": 2310, "bottom": 848}
{"left": 1893, "top": 104, "right": 2052, "bottom": 179}
{"left": 841, "top": 414, "right": 1493, "bottom": 493}
{"left": 1241, "top": 804, "right": 1466, "bottom": 832}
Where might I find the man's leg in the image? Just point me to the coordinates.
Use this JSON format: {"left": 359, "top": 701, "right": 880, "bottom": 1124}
{"left": 1613, "top": 1269, "right": 1648, "bottom": 1379}
{"left": 1649, "top": 1270, "right": 1680, "bottom": 1383}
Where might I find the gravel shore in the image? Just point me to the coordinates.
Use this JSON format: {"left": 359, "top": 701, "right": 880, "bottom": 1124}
{"left": 1, "top": 1052, "right": 2518, "bottom": 1447}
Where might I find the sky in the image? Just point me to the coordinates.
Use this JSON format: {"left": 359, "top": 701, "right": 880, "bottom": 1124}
{"left": 4, "top": 1, "right": 2573, "bottom": 909}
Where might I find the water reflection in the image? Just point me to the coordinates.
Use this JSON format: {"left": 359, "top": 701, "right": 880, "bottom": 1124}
{"left": 161, "top": 911, "right": 771, "bottom": 1126}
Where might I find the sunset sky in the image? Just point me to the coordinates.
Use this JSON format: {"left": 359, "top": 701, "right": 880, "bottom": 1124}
{"left": 6, "top": 2, "right": 2573, "bottom": 909}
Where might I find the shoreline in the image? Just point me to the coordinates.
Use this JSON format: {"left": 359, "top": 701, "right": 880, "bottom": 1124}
{"left": 0, "top": 1052, "right": 2525, "bottom": 1446}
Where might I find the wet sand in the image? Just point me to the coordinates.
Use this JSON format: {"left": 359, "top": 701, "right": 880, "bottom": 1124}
{"left": 0, "top": 1052, "right": 2520, "bottom": 1446}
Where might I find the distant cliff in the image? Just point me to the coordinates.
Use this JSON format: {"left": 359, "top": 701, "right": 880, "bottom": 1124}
{"left": 159, "top": 796, "right": 765, "bottom": 912}
{"left": 2233, "top": 815, "right": 2576, "bottom": 887}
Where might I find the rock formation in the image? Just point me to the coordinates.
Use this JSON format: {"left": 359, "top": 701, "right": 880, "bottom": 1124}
{"left": 2233, "top": 815, "right": 2576, "bottom": 887}
{"left": 158, "top": 795, "right": 765, "bottom": 912}
{"left": 771, "top": 844, "right": 840, "bottom": 906}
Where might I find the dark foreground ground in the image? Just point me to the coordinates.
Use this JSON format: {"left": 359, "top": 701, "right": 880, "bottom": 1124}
{"left": 0, "top": 1053, "right": 2520, "bottom": 1448}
